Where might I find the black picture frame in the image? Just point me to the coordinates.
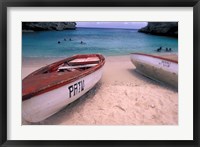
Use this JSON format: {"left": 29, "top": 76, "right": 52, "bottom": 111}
{"left": 0, "top": 0, "right": 199, "bottom": 146}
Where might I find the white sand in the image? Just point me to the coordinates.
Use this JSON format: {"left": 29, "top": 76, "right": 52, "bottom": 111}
{"left": 22, "top": 54, "right": 178, "bottom": 125}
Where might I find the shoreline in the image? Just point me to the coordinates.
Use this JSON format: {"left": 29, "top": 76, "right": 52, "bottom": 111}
{"left": 22, "top": 52, "right": 178, "bottom": 66}
{"left": 22, "top": 53, "right": 178, "bottom": 125}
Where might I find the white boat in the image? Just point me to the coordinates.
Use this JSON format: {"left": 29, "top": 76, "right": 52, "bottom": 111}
{"left": 22, "top": 54, "right": 105, "bottom": 122}
{"left": 130, "top": 53, "right": 178, "bottom": 88}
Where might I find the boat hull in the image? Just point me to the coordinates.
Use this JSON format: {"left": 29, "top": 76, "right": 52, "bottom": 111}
{"left": 130, "top": 53, "right": 178, "bottom": 88}
{"left": 22, "top": 67, "right": 103, "bottom": 123}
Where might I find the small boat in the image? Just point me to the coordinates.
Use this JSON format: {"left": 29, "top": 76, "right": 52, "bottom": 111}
{"left": 22, "top": 54, "right": 105, "bottom": 122}
{"left": 130, "top": 53, "right": 178, "bottom": 88}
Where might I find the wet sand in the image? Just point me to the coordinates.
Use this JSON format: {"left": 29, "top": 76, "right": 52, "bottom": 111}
{"left": 22, "top": 54, "right": 178, "bottom": 125}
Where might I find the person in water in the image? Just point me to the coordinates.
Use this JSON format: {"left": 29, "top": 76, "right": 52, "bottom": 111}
{"left": 156, "top": 46, "right": 162, "bottom": 52}
{"left": 69, "top": 38, "right": 72, "bottom": 41}
{"left": 58, "top": 41, "right": 61, "bottom": 44}
{"left": 166, "top": 48, "right": 172, "bottom": 52}
{"left": 64, "top": 38, "right": 66, "bottom": 41}
{"left": 80, "top": 41, "right": 86, "bottom": 44}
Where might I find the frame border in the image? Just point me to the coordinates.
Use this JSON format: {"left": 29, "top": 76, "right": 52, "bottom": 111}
{"left": 1, "top": 0, "right": 199, "bottom": 146}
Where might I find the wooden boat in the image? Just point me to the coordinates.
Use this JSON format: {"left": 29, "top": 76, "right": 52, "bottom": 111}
{"left": 22, "top": 54, "right": 105, "bottom": 122}
{"left": 130, "top": 53, "right": 178, "bottom": 88}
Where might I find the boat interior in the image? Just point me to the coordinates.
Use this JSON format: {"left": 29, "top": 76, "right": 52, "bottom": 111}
{"left": 44, "top": 56, "right": 101, "bottom": 73}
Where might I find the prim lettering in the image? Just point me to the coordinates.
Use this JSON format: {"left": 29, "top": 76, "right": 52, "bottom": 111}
{"left": 68, "top": 80, "right": 84, "bottom": 98}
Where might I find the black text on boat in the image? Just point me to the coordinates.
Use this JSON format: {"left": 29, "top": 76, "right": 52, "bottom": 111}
{"left": 68, "top": 80, "right": 85, "bottom": 98}
{"left": 159, "top": 60, "right": 171, "bottom": 67}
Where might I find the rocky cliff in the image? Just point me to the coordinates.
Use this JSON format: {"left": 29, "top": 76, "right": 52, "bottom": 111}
{"left": 138, "top": 22, "right": 178, "bottom": 37}
{"left": 22, "top": 22, "right": 76, "bottom": 31}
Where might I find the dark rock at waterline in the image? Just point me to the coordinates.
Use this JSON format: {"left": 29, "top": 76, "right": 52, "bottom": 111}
{"left": 22, "top": 22, "right": 76, "bottom": 32}
{"left": 138, "top": 22, "right": 178, "bottom": 37}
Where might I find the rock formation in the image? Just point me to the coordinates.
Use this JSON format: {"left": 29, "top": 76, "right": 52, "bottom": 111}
{"left": 138, "top": 22, "right": 178, "bottom": 37}
{"left": 22, "top": 22, "right": 76, "bottom": 31}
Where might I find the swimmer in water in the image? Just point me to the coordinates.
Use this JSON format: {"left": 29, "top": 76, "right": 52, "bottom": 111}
{"left": 156, "top": 46, "right": 162, "bottom": 52}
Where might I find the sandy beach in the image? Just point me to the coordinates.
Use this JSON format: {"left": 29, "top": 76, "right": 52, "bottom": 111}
{"left": 22, "top": 54, "right": 178, "bottom": 125}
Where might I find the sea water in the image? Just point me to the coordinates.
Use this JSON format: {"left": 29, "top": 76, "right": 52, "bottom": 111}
{"left": 22, "top": 28, "right": 178, "bottom": 58}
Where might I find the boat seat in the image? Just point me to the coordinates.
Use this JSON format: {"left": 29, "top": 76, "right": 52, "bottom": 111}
{"left": 68, "top": 57, "right": 100, "bottom": 66}
{"left": 57, "top": 63, "right": 97, "bottom": 72}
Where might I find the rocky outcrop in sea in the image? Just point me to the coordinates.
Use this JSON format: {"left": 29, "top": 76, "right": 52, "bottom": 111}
{"left": 22, "top": 22, "right": 76, "bottom": 32}
{"left": 138, "top": 22, "right": 178, "bottom": 37}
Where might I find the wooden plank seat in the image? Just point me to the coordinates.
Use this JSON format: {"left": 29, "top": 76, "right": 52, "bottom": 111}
{"left": 57, "top": 63, "right": 98, "bottom": 72}
{"left": 68, "top": 57, "right": 100, "bottom": 66}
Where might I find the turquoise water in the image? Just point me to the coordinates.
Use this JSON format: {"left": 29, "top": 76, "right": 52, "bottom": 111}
{"left": 22, "top": 28, "right": 178, "bottom": 57}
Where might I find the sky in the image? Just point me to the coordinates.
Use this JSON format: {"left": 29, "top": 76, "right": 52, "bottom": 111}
{"left": 76, "top": 22, "right": 147, "bottom": 29}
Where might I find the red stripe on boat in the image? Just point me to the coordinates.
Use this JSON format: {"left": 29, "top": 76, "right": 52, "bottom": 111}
{"left": 130, "top": 53, "right": 178, "bottom": 63}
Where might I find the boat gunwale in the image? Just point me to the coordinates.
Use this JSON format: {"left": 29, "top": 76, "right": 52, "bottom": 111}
{"left": 130, "top": 53, "right": 178, "bottom": 64}
{"left": 22, "top": 54, "right": 105, "bottom": 101}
